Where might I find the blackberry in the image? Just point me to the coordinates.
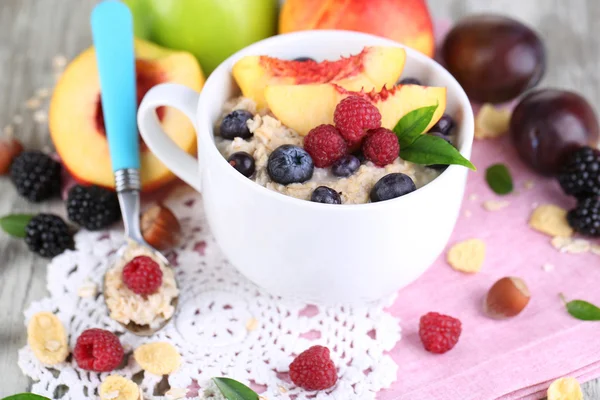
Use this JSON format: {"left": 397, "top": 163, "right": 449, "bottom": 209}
{"left": 25, "top": 214, "right": 73, "bottom": 258}
{"left": 557, "top": 146, "right": 600, "bottom": 199}
{"left": 10, "top": 151, "right": 62, "bottom": 202}
{"left": 567, "top": 197, "right": 600, "bottom": 237}
{"left": 67, "top": 185, "right": 120, "bottom": 230}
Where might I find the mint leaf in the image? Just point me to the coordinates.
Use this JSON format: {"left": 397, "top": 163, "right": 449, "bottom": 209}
{"left": 2, "top": 395, "right": 51, "bottom": 400}
{"left": 399, "top": 135, "right": 476, "bottom": 170}
{"left": 564, "top": 299, "right": 600, "bottom": 321}
{"left": 213, "top": 378, "right": 259, "bottom": 400}
{"left": 485, "top": 164, "right": 513, "bottom": 195}
{"left": 0, "top": 214, "right": 34, "bottom": 238}
{"left": 393, "top": 104, "right": 438, "bottom": 148}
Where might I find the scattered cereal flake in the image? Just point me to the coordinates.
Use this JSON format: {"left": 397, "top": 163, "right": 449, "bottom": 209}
{"left": 592, "top": 244, "right": 600, "bottom": 255}
{"left": 3, "top": 125, "right": 14, "bottom": 137}
{"left": 524, "top": 180, "right": 535, "bottom": 190}
{"left": 447, "top": 239, "right": 486, "bottom": 273}
{"left": 134, "top": 342, "right": 181, "bottom": 375}
{"left": 78, "top": 280, "right": 98, "bottom": 298}
{"left": 278, "top": 385, "right": 288, "bottom": 393}
{"left": 464, "top": 210, "right": 473, "bottom": 218}
{"left": 33, "top": 110, "right": 48, "bottom": 123}
{"left": 483, "top": 200, "right": 510, "bottom": 211}
{"left": 165, "top": 388, "right": 188, "bottom": 400}
{"left": 542, "top": 263, "right": 555, "bottom": 272}
{"left": 12, "top": 115, "right": 23, "bottom": 125}
{"left": 53, "top": 55, "right": 67, "bottom": 69}
{"left": 246, "top": 317, "right": 259, "bottom": 331}
{"left": 475, "top": 104, "right": 511, "bottom": 139}
{"left": 547, "top": 376, "right": 583, "bottom": 400}
{"left": 551, "top": 237, "right": 591, "bottom": 254}
{"left": 25, "top": 97, "right": 41, "bottom": 109}
{"left": 469, "top": 194, "right": 479, "bottom": 201}
{"left": 36, "top": 88, "right": 50, "bottom": 98}
{"left": 100, "top": 376, "right": 141, "bottom": 400}
{"left": 27, "top": 312, "right": 69, "bottom": 365}
{"left": 529, "top": 204, "right": 573, "bottom": 238}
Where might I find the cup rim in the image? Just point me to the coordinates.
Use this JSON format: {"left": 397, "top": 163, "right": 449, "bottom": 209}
{"left": 196, "top": 30, "right": 474, "bottom": 211}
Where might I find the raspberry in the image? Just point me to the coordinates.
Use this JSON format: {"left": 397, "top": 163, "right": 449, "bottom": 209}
{"left": 303, "top": 125, "right": 347, "bottom": 168}
{"left": 333, "top": 95, "right": 381, "bottom": 143}
{"left": 73, "top": 328, "right": 124, "bottom": 372}
{"left": 419, "top": 312, "right": 462, "bottom": 354}
{"left": 122, "top": 255, "right": 163, "bottom": 295}
{"left": 289, "top": 345, "right": 337, "bottom": 391}
{"left": 362, "top": 128, "right": 400, "bottom": 167}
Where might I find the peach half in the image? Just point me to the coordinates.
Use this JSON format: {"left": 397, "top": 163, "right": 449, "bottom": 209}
{"left": 265, "top": 83, "right": 447, "bottom": 136}
{"left": 233, "top": 46, "right": 406, "bottom": 109}
{"left": 49, "top": 39, "right": 204, "bottom": 191}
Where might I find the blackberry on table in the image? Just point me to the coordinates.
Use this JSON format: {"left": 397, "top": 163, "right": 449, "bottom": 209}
{"left": 10, "top": 151, "right": 62, "bottom": 202}
{"left": 25, "top": 214, "right": 73, "bottom": 258}
{"left": 558, "top": 146, "right": 600, "bottom": 199}
{"left": 67, "top": 185, "right": 120, "bottom": 230}
{"left": 567, "top": 197, "right": 600, "bottom": 237}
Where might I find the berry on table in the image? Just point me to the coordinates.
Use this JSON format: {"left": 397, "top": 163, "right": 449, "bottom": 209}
{"left": 289, "top": 345, "right": 337, "bottom": 391}
{"left": 398, "top": 77, "right": 422, "bottom": 85}
{"left": 73, "top": 328, "right": 124, "bottom": 372}
{"left": 311, "top": 186, "right": 342, "bottom": 204}
{"left": 557, "top": 146, "right": 600, "bottom": 199}
{"left": 370, "top": 173, "right": 416, "bottom": 202}
{"left": 67, "top": 185, "right": 120, "bottom": 231}
{"left": 303, "top": 124, "right": 347, "bottom": 168}
{"left": 10, "top": 151, "right": 61, "bottom": 202}
{"left": 567, "top": 196, "right": 600, "bottom": 237}
{"left": 267, "top": 145, "right": 314, "bottom": 185}
{"left": 220, "top": 110, "right": 254, "bottom": 140}
{"left": 227, "top": 151, "right": 256, "bottom": 178}
{"left": 122, "top": 255, "right": 164, "bottom": 295}
{"left": 333, "top": 95, "right": 382, "bottom": 143}
{"left": 429, "top": 114, "right": 456, "bottom": 136}
{"left": 419, "top": 312, "right": 462, "bottom": 354}
{"left": 331, "top": 154, "right": 361, "bottom": 177}
{"left": 25, "top": 214, "right": 73, "bottom": 258}
{"left": 362, "top": 128, "right": 400, "bottom": 167}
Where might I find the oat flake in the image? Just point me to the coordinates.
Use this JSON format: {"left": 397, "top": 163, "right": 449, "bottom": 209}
{"left": 78, "top": 280, "right": 98, "bottom": 298}
{"left": 524, "top": 180, "right": 535, "bottom": 190}
{"left": 33, "top": 110, "right": 48, "bottom": 123}
{"left": 447, "top": 239, "right": 486, "bottom": 273}
{"left": 3, "top": 125, "right": 14, "bottom": 137}
{"left": 551, "top": 237, "right": 591, "bottom": 254}
{"left": 483, "top": 200, "right": 510, "bottom": 211}
{"left": 26, "top": 97, "right": 41, "bottom": 109}
{"left": 53, "top": 55, "right": 67, "bottom": 69}
{"left": 529, "top": 204, "right": 573, "bottom": 238}
{"left": 246, "top": 317, "right": 259, "bottom": 331}
{"left": 165, "top": 388, "right": 187, "bottom": 399}
{"left": 474, "top": 104, "right": 511, "bottom": 139}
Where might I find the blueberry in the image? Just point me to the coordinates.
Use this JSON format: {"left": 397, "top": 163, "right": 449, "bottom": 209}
{"left": 228, "top": 151, "right": 255, "bottom": 177}
{"left": 398, "top": 77, "right": 422, "bottom": 85}
{"left": 370, "top": 173, "right": 416, "bottom": 202}
{"left": 331, "top": 155, "right": 361, "bottom": 177}
{"left": 426, "top": 131, "right": 455, "bottom": 171}
{"left": 294, "top": 56, "right": 315, "bottom": 62}
{"left": 220, "top": 110, "right": 254, "bottom": 140}
{"left": 311, "top": 186, "right": 342, "bottom": 204}
{"left": 267, "top": 145, "right": 314, "bottom": 185}
{"left": 429, "top": 114, "right": 455, "bottom": 136}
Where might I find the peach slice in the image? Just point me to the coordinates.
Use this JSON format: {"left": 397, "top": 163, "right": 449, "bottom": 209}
{"left": 49, "top": 39, "right": 204, "bottom": 191}
{"left": 265, "top": 83, "right": 446, "bottom": 136}
{"left": 233, "top": 46, "right": 406, "bottom": 109}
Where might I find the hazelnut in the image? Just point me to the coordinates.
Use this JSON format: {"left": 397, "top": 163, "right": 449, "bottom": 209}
{"left": 141, "top": 204, "right": 181, "bottom": 251}
{"left": 0, "top": 137, "right": 24, "bottom": 175}
{"left": 484, "top": 277, "right": 530, "bottom": 319}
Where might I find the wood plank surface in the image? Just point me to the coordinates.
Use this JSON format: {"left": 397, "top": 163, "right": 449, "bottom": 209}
{"left": 0, "top": 0, "right": 598, "bottom": 398}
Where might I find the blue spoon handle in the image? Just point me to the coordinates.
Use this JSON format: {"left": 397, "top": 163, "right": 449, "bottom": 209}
{"left": 91, "top": 0, "right": 139, "bottom": 172}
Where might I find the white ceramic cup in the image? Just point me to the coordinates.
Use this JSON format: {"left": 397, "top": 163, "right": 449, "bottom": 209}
{"left": 138, "top": 30, "right": 474, "bottom": 305}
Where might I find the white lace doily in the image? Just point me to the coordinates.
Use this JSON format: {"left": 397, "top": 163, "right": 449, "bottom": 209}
{"left": 18, "top": 187, "right": 401, "bottom": 400}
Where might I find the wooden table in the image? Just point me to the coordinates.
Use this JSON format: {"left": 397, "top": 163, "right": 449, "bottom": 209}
{"left": 1, "top": 0, "right": 599, "bottom": 398}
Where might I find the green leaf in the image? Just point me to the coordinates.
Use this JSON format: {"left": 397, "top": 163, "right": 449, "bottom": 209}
{"left": 2, "top": 394, "right": 51, "bottom": 400}
{"left": 213, "top": 378, "right": 259, "bottom": 400}
{"left": 399, "top": 135, "right": 476, "bottom": 170}
{"left": 485, "top": 164, "right": 513, "bottom": 195}
{"left": 565, "top": 299, "right": 600, "bottom": 321}
{"left": 393, "top": 104, "right": 439, "bottom": 148}
{"left": 0, "top": 214, "right": 34, "bottom": 238}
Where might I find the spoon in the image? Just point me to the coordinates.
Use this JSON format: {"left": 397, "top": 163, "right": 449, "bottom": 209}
{"left": 91, "top": 0, "right": 178, "bottom": 336}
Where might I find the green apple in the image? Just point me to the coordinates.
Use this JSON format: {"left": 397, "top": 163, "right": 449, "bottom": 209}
{"left": 124, "top": 0, "right": 279, "bottom": 75}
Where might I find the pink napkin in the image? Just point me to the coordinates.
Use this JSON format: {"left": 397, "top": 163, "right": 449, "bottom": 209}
{"left": 379, "top": 20, "right": 600, "bottom": 400}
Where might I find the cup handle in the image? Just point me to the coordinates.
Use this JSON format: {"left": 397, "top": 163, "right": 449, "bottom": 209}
{"left": 137, "top": 83, "right": 202, "bottom": 191}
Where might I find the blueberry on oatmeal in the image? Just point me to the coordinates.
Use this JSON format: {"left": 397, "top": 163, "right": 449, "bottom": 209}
{"left": 331, "top": 155, "right": 361, "bottom": 177}
{"left": 228, "top": 151, "right": 256, "bottom": 178}
{"left": 370, "top": 173, "right": 417, "bottom": 202}
{"left": 429, "top": 114, "right": 455, "bottom": 136}
{"left": 220, "top": 110, "right": 254, "bottom": 140}
{"left": 311, "top": 186, "right": 342, "bottom": 204}
{"left": 398, "top": 77, "right": 422, "bottom": 85}
{"left": 267, "top": 145, "right": 314, "bottom": 185}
